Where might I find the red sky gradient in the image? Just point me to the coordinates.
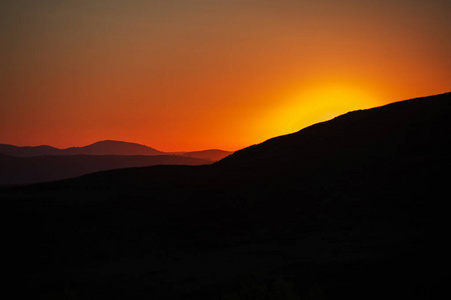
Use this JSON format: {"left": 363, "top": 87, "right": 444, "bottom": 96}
{"left": 1, "top": 1, "right": 450, "bottom": 151}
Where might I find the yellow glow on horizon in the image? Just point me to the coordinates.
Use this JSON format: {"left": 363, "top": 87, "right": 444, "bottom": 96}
{"left": 257, "top": 83, "right": 382, "bottom": 141}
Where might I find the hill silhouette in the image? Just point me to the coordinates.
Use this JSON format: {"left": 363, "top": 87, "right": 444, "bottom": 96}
{"left": 220, "top": 92, "right": 449, "bottom": 168}
{"left": 1, "top": 92, "right": 449, "bottom": 299}
{"left": 0, "top": 154, "right": 211, "bottom": 185}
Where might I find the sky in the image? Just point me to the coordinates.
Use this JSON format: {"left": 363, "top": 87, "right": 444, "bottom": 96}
{"left": 1, "top": 0, "right": 450, "bottom": 151}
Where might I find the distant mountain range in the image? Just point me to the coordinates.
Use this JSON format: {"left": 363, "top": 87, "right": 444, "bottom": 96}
{"left": 0, "top": 140, "right": 161, "bottom": 156}
{"left": 2, "top": 92, "right": 450, "bottom": 299}
{"left": 0, "top": 140, "right": 232, "bottom": 184}
{"left": 0, "top": 140, "right": 233, "bottom": 160}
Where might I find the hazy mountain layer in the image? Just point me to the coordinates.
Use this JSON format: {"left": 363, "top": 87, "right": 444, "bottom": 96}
{"left": 0, "top": 140, "right": 231, "bottom": 184}
{"left": 0, "top": 140, "right": 232, "bottom": 160}
{"left": 0, "top": 140, "right": 163, "bottom": 157}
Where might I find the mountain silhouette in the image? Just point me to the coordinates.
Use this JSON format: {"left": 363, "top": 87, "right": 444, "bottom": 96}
{"left": 0, "top": 140, "right": 233, "bottom": 159}
{"left": 62, "top": 140, "right": 164, "bottom": 156}
{"left": 0, "top": 141, "right": 231, "bottom": 184}
{"left": 1, "top": 92, "right": 449, "bottom": 299}
{"left": 0, "top": 140, "right": 163, "bottom": 157}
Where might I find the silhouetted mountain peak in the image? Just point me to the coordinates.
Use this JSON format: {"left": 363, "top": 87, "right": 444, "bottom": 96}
{"left": 90, "top": 140, "right": 147, "bottom": 146}
{"left": 68, "top": 140, "right": 163, "bottom": 155}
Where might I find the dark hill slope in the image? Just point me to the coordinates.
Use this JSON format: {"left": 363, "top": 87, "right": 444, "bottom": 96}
{"left": 1, "top": 92, "right": 450, "bottom": 300}
{"left": 0, "top": 154, "right": 211, "bottom": 185}
{"left": 219, "top": 92, "right": 449, "bottom": 170}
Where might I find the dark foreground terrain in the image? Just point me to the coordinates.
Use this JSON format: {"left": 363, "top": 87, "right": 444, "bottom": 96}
{"left": 1, "top": 93, "right": 450, "bottom": 299}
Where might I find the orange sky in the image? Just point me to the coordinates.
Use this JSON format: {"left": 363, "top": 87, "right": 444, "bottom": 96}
{"left": 1, "top": 1, "right": 450, "bottom": 151}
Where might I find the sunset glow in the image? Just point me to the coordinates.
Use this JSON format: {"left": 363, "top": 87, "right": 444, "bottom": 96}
{"left": 1, "top": 1, "right": 450, "bottom": 151}
{"left": 256, "top": 82, "right": 382, "bottom": 139}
